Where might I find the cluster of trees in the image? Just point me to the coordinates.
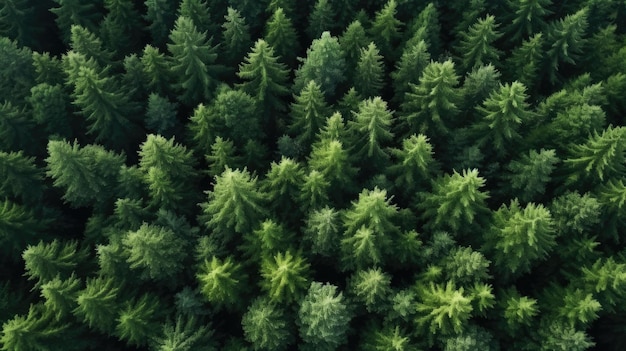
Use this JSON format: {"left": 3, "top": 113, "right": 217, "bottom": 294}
{"left": 1, "top": 0, "right": 626, "bottom": 350}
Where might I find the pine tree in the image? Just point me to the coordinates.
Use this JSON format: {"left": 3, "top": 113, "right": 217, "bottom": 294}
{"left": 263, "top": 157, "right": 305, "bottom": 219}
{"left": 141, "top": 44, "right": 173, "bottom": 95}
{"left": 264, "top": 7, "right": 299, "bottom": 68}
{"left": 505, "top": 0, "right": 552, "bottom": 42}
{"left": 369, "top": 0, "right": 402, "bottom": 60}
{"left": 151, "top": 316, "right": 217, "bottom": 351}
{"left": 303, "top": 206, "right": 339, "bottom": 257}
{"left": 221, "top": 7, "right": 252, "bottom": 65}
{"left": 100, "top": 0, "right": 143, "bottom": 55}
{"left": 260, "top": 251, "right": 311, "bottom": 303}
{"left": 0, "top": 101, "right": 37, "bottom": 154}
{"left": 538, "top": 321, "right": 595, "bottom": 351}
{"left": 73, "top": 276, "right": 121, "bottom": 334}
{"left": 457, "top": 15, "right": 503, "bottom": 72}
{"left": 298, "top": 170, "right": 330, "bottom": 212}
{"left": 415, "top": 281, "right": 474, "bottom": 336}
{"left": 240, "top": 219, "right": 294, "bottom": 262}
{"left": 339, "top": 20, "right": 370, "bottom": 80}
{"left": 0, "top": 0, "right": 37, "bottom": 48}
{"left": 443, "top": 247, "right": 491, "bottom": 285}
{"left": 353, "top": 42, "right": 385, "bottom": 98}
{"left": 237, "top": 39, "right": 290, "bottom": 115}
{"left": 348, "top": 97, "right": 394, "bottom": 167}
{"left": 32, "top": 51, "right": 65, "bottom": 86}
{"left": 505, "top": 33, "right": 545, "bottom": 89}
{"left": 546, "top": 8, "right": 588, "bottom": 83}
{"left": 401, "top": 59, "right": 462, "bottom": 136}
{"left": 206, "top": 137, "right": 241, "bottom": 177}
{"left": 28, "top": 83, "right": 72, "bottom": 138}
{"left": 484, "top": 200, "right": 556, "bottom": 277}
{"left": 242, "top": 297, "right": 294, "bottom": 350}
{"left": 0, "top": 304, "right": 70, "bottom": 351}
{"left": 167, "top": 16, "right": 219, "bottom": 105}
{"left": 308, "top": 139, "right": 358, "bottom": 196}
{"left": 188, "top": 103, "right": 221, "bottom": 156}
{"left": 506, "top": 149, "right": 559, "bottom": 202}
{"left": 420, "top": 169, "right": 489, "bottom": 233}
{"left": 50, "top": 0, "right": 100, "bottom": 44}
{"left": 0, "top": 37, "right": 35, "bottom": 104}
{"left": 197, "top": 256, "right": 247, "bottom": 308}
{"left": 361, "top": 325, "right": 415, "bottom": 351}
{"left": 45, "top": 139, "right": 125, "bottom": 207}
{"left": 115, "top": 293, "right": 162, "bottom": 346}
{"left": 501, "top": 288, "right": 539, "bottom": 332}
{"left": 70, "top": 24, "right": 114, "bottom": 68}
{"left": 0, "top": 151, "right": 43, "bottom": 205}
{"left": 391, "top": 40, "right": 430, "bottom": 104}
{"left": 348, "top": 268, "right": 392, "bottom": 313}
{"left": 0, "top": 200, "right": 46, "bottom": 261}
{"left": 298, "top": 282, "right": 351, "bottom": 351}
{"left": 145, "top": 93, "right": 178, "bottom": 136}
{"left": 122, "top": 223, "right": 186, "bottom": 281}
{"left": 307, "top": 0, "right": 335, "bottom": 41}
{"left": 460, "top": 64, "right": 501, "bottom": 118}
{"left": 289, "top": 80, "right": 332, "bottom": 151}
{"left": 178, "top": 0, "right": 215, "bottom": 35}
{"left": 293, "top": 31, "right": 346, "bottom": 99}
{"left": 144, "top": 0, "right": 177, "bottom": 46}
{"left": 596, "top": 179, "right": 626, "bottom": 240}
{"left": 23, "top": 240, "right": 88, "bottom": 287}
{"left": 200, "top": 167, "right": 268, "bottom": 237}
{"left": 405, "top": 3, "right": 441, "bottom": 56}
{"left": 40, "top": 274, "right": 82, "bottom": 320}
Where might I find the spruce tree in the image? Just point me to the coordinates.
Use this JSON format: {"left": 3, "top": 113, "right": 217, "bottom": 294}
{"left": 28, "top": 83, "right": 72, "bottom": 138}
{"left": 151, "top": 316, "right": 216, "bottom": 351}
{"left": 23, "top": 240, "right": 88, "bottom": 287}
{"left": 221, "top": 7, "right": 252, "bottom": 66}
{"left": 348, "top": 268, "right": 392, "bottom": 313}
{"left": 115, "top": 293, "right": 162, "bottom": 346}
{"left": 70, "top": 24, "right": 115, "bottom": 68}
{"left": 0, "top": 304, "right": 71, "bottom": 351}
{"left": 141, "top": 44, "right": 173, "bottom": 95}
{"left": 242, "top": 297, "right": 294, "bottom": 350}
{"left": 307, "top": 0, "right": 335, "bottom": 41}
{"left": 178, "top": 0, "right": 215, "bottom": 36}
{"left": 262, "top": 157, "right": 306, "bottom": 219}
{"left": 289, "top": 80, "right": 332, "bottom": 152}
{"left": 546, "top": 8, "right": 588, "bottom": 83}
{"left": 369, "top": 0, "right": 402, "bottom": 60}
{"left": 405, "top": 3, "right": 441, "bottom": 56}
{"left": 460, "top": 64, "right": 502, "bottom": 118}
{"left": 40, "top": 274, "right": 82, "bottom": 320}
{"left": 505, "top": 33, "right": 545, "bottom": 89}
{"left": 303, "top": 206, "right": 339, "bottom": 257}
{"left": 506, "top": 149, "right": 559, "bottom": 202}
{"left": 197, "top": 256, "right": 247, "bottom": 308}
{"left": 206, "top": 137, "right": 241, "bottom": 177}
{"left": 0, "top": 0, "right": 37, "bottom": 48}
{"left": 100, "top": 0, "right": 143, "bottom": 55}
{"left": 260, "top": 251, "right": 311, "bottom": 303}
{"left": 0, "top": 151, "right": 44, "bottom": 205}
{"left": 0, "top": 200, "right": 46, "bottom": 261}
{"left": 50, "top": 0, "right": 100, "bottom": 44}
{"left": 0, "top": 101, "right": 37, "bottom": 154}
{"left": 353, "top": 42, "right": 385, "bottom": 98}
{"left": 415, "top": 281, "right": 474, "bottom": 336}
{"left": 505, "top": 0, "right": 552, "bottom": 42}
{"left": 348, "top": 97, "right": 394, "bottom": 167}
{"left": 293, "top": 31, "right": 346, "bottom": 99}
{"left": 264, "top": 7, "right": 299, "bottom": 69}
{"left": 308, "top": 139, "right": 357, "bottom": 196}
{"left": 298, "top": 170, "right": 330, "bottom": 213}
{"left": 73, "top": 276, "right": 121, "bottom": 334}
{"left": 391, "top": 40, "right": 430, "bottom": 104}
{"left": 144, "top": 0, "right": 177, "bottom": 46}
{"left": 0, "top": 37, "right": 35, "bottom": 104}
{"left": 339, "top": 20, "right": 370, "bottom": 80}
{"left": 145, "top": 93, "right": 178, "bottom": 137}
{"left": 457, "top": 14, "right": 503, "bottom": 72}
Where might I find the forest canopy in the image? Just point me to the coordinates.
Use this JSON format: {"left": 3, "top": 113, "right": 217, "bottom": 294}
{"left": 1, "top": 0, "right": 626, "bottom": 350}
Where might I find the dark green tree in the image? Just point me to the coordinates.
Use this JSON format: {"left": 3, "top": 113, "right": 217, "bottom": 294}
{"left": 298, "top": 170, "right": 330, "bottom": 212}
{"left": 240, "top": 219, "right": 294, "bottom": 262}
{"left": 242, "top": 297, "right": 294, "bottom": 350}
{"left": 141, "top": 44, "right": 173, "bottom": 95}
{"left": 206, "top": 137, "right": 241, "bottom": 177}
{"left": 354, "top": 42, "right": 385, "bottom": 98}
{"left": 504, "top": 0, "right": 552, "bottom": 42}
{"left": 369, "top": 0, "right": 403, "bottom": 60}
{"left": 460, "top": 64, "right": 501, "bottom": 118}
{"left": 307, "top": 0, "right": 335, "bottom": 41}
{"left": 167, "top": 16, "right": 219, "bottom": 105}
{"left": 0, "top": 0, "right": 37, "bottom": 48}
{"left": 303, "top": 206, "right": 339, "bottom": 257}
{"left": 391, "top": 40, "right": 430, "bottom": 104}
{"left": 293, "top": 31, "right": 346, "bottom": 99}
{"left": 115, "top": 294, "right": 162, "bottom": 346}
{"left": 405, "top": 3, "right": 441, "bottom": 56}
{"left": 262, "top": 157, "right": 305, "bottom": 218}
{"left": 0, "top": 37, "right": 35, "bottom": 104}
{"left": 32, "top": 51, "right": 64, "bottom": 86}
{"left": 144, "top": 0, "right": 177, "bottom": 46}
{"left": 178, "top": 0, "right": 215, "bottom": 35}
{"left": 73, "top": 275, "right": 121, "bottom": 334}
{"left": 289, "top": 80, "right": 332, "bottom": 151}
{"left": 298, "top": 282, "right": 351, "bottom": 351}
{"left": 151, "top": 316, "right": 216, "bottom": 351}
{"left": 457, "top": 15, "right": 503, "bottom": 72}
{"left": 348, "top": 268, "right": 392, "bottom": 313}
{"left": 23, "top": 240, "right": 87, "bottom": 287}
{"left": 100, "top": 0, "right": 143, "bottom": 55}
{"left": 339, "top": 20, "right": 369, "bottom": 80}
{"left": 0, "top": 101, "right": 37, "bottom": 154}
{"left": 0, "top": 200, "right": 46, "bottom": 261}
{"left": 221, "top": 7, "right": 252, "bottom": 65}
{"left": 69, "top": 24, "right": 114, "bottom": 68}
{"left": 264, "top": 7, "right": 299, "bottom": 68}
{"left": 0, "top": 151, "right": 43, "bottom": 206}
{"left": 50, "top": 0, "right": 100, "bottom": 44}
{"left": 505, "top": 33, "right": 545, "bottom": 89}
{"left": 28, "top": 83, "right": 72, "bottom": 138}
{"left": 546, "top": 8, "right": 588, "bottom": 83}
{"left": 443, "top": 247, "right": 491, "bottom": 285}
{"left": 506, "top": 149, "right": 559, "bottom": 202}
{"left": 145, "top": 93, "right": 178, "bottom": 137}
{"left": 361, "top": 325, "right": 415, "bottom": 351}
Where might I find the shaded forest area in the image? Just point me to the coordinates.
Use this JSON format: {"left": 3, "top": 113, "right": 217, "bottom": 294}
{"left": 2, "top": 0, "right": 626, "bottom": 350}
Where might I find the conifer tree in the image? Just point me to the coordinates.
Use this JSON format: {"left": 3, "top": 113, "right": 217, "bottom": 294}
{"left": 73, "top": 276, "right": 121, "bottom": 334}
{"left": 369, "top": 0, "right": 402, "bottom": 60}
{"left": 69, "top": 24, "right": 114, "bottom": 68}
{"left": 472, "top": 81, "right": 533, "bottom": 154}
{"left": 354, "top": 42, "right": 385, "bottom": 98}
{"left": 405, "top": 3, "right": 441, "bottom": 56}
{"left": 546, "top": 8, "right": 588, "bottom": 83}
{"left": 144, "top": 0, "right": 177, "bottom": 46}
{"left": 443, "top": 247, "right": 491, "bottom": 285}
{"left": 401, "top": 59, "right": 462, "bottom": 136}
{"left": 40, "top": 274, "right": 82, "bottom": 320}
{"left": 308, "top": 139, "right": 357, "bottom": 196}
{"left": 460, "top": 64, "right": 501, "bottom": 118}
{"left": 361, "top": 325, "right": 414, "bottom": 351}
{"left": 240, "top": 219, "right": 294, "bottom": 262}
{"left": 348, "top": 97, "right": 394, "bottom": 167}
{"left": 188, "top": 103, "right": 221, "bottom": 156}
{"left": 457, "top": 15, "right": 503, "bottom": 72}
{"left": 237, "top": 39, "right": 290, "bottom": 115}
{"left": 505, "top": 0, "right": 552, "bottom": 42}
{"left": 506, "top": 33, "right": 545, "bottom": 89}
{"left": 298, "top": 282, "right": 351, "bottom": 351}
{"left": 484, "top": 200, "right": 556, "bottom": 277}
{"left": 298, "top": 170, "right": 330, "bottom": 212}
{"left": 0, "top": 151, "right": 43, "bottom": 205}
{"left": 200, "top": 167, "right": 268, "bottom": 237}
{"left": 221, "top": 7, "right": 252, "bottom": 65}
{"left": 339, "top": 20, "right": 370, "bottom": 80}
{"left": 100, "top": 0, "right": 143, "bottom": 55}
{"left": 303, "top": 206, "right": 339, "bottom": 257}
{"left": 227, "top": 0, "right": 266, "bottom": 29}
{"left": 293, "top": 31, "right": 346, "bottom": 99}
{"left": 178, "top": 0, "right": 215, "bottom": 36}
{"left": 415, "top": 281, "right": 474, "bottom": 336}
{"left": 263, "top": 157, "right": 305, "bottom": 219}
{"left": 141, "top": 44, "right": 172, "bottom": 95}
{"left": 211, "top": 88, "right": 263, "bottom": 145}
{"left": 122, "top": 223, "right": 186, "bottom": 281}
{"left": 206, "top": 137, "right": 241, "bottom": 177}
{"left": 0, "top": 200, "right": 46, "bottom": 261}
{"left": 50, "top": 0, "right": 100, "bottom": 44}
{"left": 264, "top": 7, "right": 299, "bottom": 68}
{"left": 260, "top": 251, "right": 311, "bottom": 303}
{"left": 28, "top": 83, "right": 72, "bottom": 138}
{"left": 0, "top": 0, "right": 37, "bottom": 48}
{"left": 391, "top": 40, "right": 430, "bottom": 104}
{"left": 32, "top": 51, "right": 65, "bottom": 86}
{"left": 23, "top": 240, "right": 87, "bottom": 287}
{"left": 501, "top": 288, "right": 539, "bottom": 332}
{"left": 46, "top": 139, "right": 125, "bottom": 207}
{"left": 0, "top": 37, "right": 35, "bottom": 104}
{"left": 0, "top": 304, "right": 71, "bottom": 351}
{"left": 596, "top": 179, "right": 626, "bottom": 240}
{"left": 506, "top": 149, "right": 559, "bottom": 202}
{"left": 419, "top": 169, "right": 490, "bottom": 233}
{"left": 307, "top": 0, "right": 335, "bottom": 41}
{"left": 0, "top": 101, "right": 37, "bottom": 154}
{"left": 242, "top": 297, "right": 294, "bottom": 350}
{"left": 167, "top": 16, "right": 219, "bottom": 105}
{"left": 151, "top": 316, "right": 216, "bottom": 351}
{"left": 348, "top": 268, "right": 392, "bottom": 313}
{"left": 145, "top": 93, "right": 178, "bottom": 137}
{"left": 197, "top": 256, "right": 247, "bottom": 308}
{"left": 289, "top": 80, "right": 332, "bottom": 151}
{"left": 115, "top": 293, "right": 162, "bottom": 346}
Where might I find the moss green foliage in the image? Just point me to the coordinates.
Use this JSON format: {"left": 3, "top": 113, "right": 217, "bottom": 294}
{"left": 3, "top": 1, "right": 626, "bottom": 350}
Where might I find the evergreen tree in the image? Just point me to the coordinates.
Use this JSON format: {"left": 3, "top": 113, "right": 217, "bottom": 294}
{"left": 73, "top": 276, "right": 121, "bottom": 334}
{"left": 141, "top": 44, "right": 172, "bottom": 95}
{"left": 206, "top": 137, "right": 241, "bottom": 177}
{"left": 501, "top": 288, "right": 539, "bottom": 332}
{"left": 100, "top": 0, "right": 143, "bottom": 55}
{"left": 23, "top": 240, "right": 87, "bottom": 287}
{"left": 144, "top": 0, "right": 177, "bottom": 46}
{"left": 0, "top": 101, "right": 37, "bottom": 154}
{"left": 260, "top": 251, "right": 311, "bottom": 303}
{"left": 0, "top": 0, "right": 37, "bottom": 49}
{"left": 391, "top": 40, "right": 430, "bottom": 104}
{"left": 211, "top": 87, "right": 263, "bottom": 145}
{"left": 303, "top": 206, "right": 339, "bottom": 257}
{"left": 293, "top": 31, "right": 346, "bottom": 99}
{"left": 460, "top": 64, "right": 502, "bottom": 118}
{"left": 221, "top": 7, "right": 252, "bottom": 65}
{"left": 32, "top": 51, "right": 65, "bottom": 86}
{"left": 0, "top": 304, "right": 71, "bottom": 351}
{"left": 197, "top": 256, "right": 247, "bottom": 308}
{"left": 115, "top": 293, "right": 162, "bottom": 346}
{"left": 405, "top": 3, "right": 441, "bottom": 56}
{"left": 596, "top": 179, "right": 626, "bottom": 240}
{"left": 151, "top": 316, "right": 216, "bottom": 351}
{"left": 505, "top": 0, "right": 552, "bottom": 42}
{"left": 298, "top": 282, "right": 351, "bottom": 351}
{"left": 401, "top": 59, "right": 462, "bottom": 136}
{"left": 45, "top": 139, "right": 125, "bottom": 207}
{"left": 538, "top": 321, "right": 595, "bottom": 351}
{"left": 200, "top": 167, "right": 268, "bottom": 237}
{"left": 40, "top": 274, "right": 82, "bottom": 320}
{"left": 443, "top": 247, "right": 491, "bottom": 285}
{"left": 50, "top": 0, "right": 100, "bottom": 44}
{"left": 348, "top": 268, "right": 392, "bottom": 313}
{"left": 167, "top": 16, "right": 219, "bottom": 105}
{"left": 505, "top": 33, "right": 545, "bottom": 89}
{"left": 237, "top": 39, "right": 290, "bottom": 115}
{"left": 28, "top": 83, "right": 72, "bottom": 138}
{"left": 308, "top": 139, "right": 357, "bottom": 196}
{"left": 262, "top": 157, "right": 305, "bottom": 219}
{"left": 307, "top": 0, "right": 335, "bottom": 41}
{"left": 122, "top": 223, "right": 186, "bottom": 281}
{"left": 484, "top": 200, "right": 556, "bottom": 277}
{"left": 242, "top": 297, "right": 294, "bottom": 350}
{"left": 339, "top": 20, "right": 370, "bottom": 80}
{"left": 298, "top": 170, "right": 330, "bottom": 212}
{"left": 178, "top": 0, "right": 215, "bottom": 35}
{"left": 0, "top": 151, "right": 43, "bottom": 205}
{"left": 240, "top": 219, "right": 294, "bottom": 262}
{"left": 546, "top": 8, "right": 588, "bottom": 83}
{"left": 420, "top": 169, "right": 489, "bottom": 233}
{"left": 457, "top": 14, "right": 503, "bottom": 72}
{"left": 361, "top": 325, "right": 415, "bottom": 351}
{"left": 353, "top": 42, "right": 385, "bottom": 98}
{"left": 506, "top": 149, "right": 559, "bottom": 202}
{"left": 264, "top": 7, "right": 299, "bottom": 68}
{"left": 0, "top": 37, "right": 35, "bottom": 104}
{"left": 289, "top": 80, "right": 332, "bottom": 151}
{"left": 369, "top": 0, "right": 402, "bottom": 60}
{"left": 145, "top": 93, "right": 178, "bottom": 137}
{"left": 348, "top": 97, "right": 394, "bottom": 167}
{"left": 0, "top": 200, "right": 46, "bottom": 261}
{"left": 415, "top": 281, "right": 474, "bottom": 336}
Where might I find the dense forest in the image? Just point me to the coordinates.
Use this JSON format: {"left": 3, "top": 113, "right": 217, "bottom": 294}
{"left": 1, "top": 0, "right": 626, "bottom": 350}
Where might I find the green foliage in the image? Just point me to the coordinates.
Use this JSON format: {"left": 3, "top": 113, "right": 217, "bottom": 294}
{"left": 178, "top": 0, "right": 215, "bottom": 35}
{"left": 307, "top": 0, "right": 335, "bottom": 41}
{"left": 293, "top": 31, "right": 346, "bottom": 99}
{"left": 0, "top": 304, "right": 70, "bottom": 351}
{"left": 23, "top": 240, "right": 87, "bottom": 287}
{"left": 122, "top": 223, "right": 186, "bottom": 281}
{"left": 361, "top": 325, "right": 415, "bottom": 351}
{"left": 260, "top": 250, "right": 310, "bottom": 303}
{"left": 546, "top": 8, "right": 589, "bottom": 83}
{"left": 144, "top": 0, "right": 177, "bottom": 46}
{"left": 506, "top": 149, "right": 559, "bottom": 202}
{"left": 349, "top": 268, "right": 392, "bottom": 313}
{"left": 100, "top": 0, "right": 143, "bottom": 55}
{"left": 339, "top": 20, "right": 370, "bottom": 79}
{"left": 151, "top": 316, "right": 216, "bottom": 351}
{"left": 289, "top": 80, "right": 332, "bottom": 151}
{"left": 505, "top": 0, "right": 552, "bottom": 42}
{"left": 0, "top": 101, "right": 37, "bottom": 154}
{"left": 458, "top": 15, "right": 503, "bottom": 72}
{"left": 419, "top": 169, "right": 489, "bottom": 233}
{"left": 264, "top": 7, "right": 299, "bottom": 68}
{"left": 0, "top": 200, "right": 44, "bottom": 259}
{"left": 115, "top": 294, "right": 162, "bottom": 346}
{"left": 141, "top": 44, "right": 172, "bottom": 94}
{"left": 206, "top": 137, "right": 241, "bottom": 177}
{"left": 308, "top": 139, "right": 358, "bottom": 194}
{"left": 242, "top": 297, "right": 294, "bottom": 350}
{"left": 0, "top": 151, "right": 43, "bottom": 205}
{"left": 415, "top": 281, "right": 474, "bottom": 336}
{"left": 391, "top": 40, "right": 430, "bottom": 104}
{"left": 348, "top": 97, "right": 394, "bottom": 166}
{"left": 40, "top": 274, "right": 82, "bottom": 320}
{"left": 298, "top": 282, "right": 351, "bottom": 351}
{"left": 263, "top": 157, "right": 305, "bottom": 216}
{"left": 28, "top": 83, "right": 72, "bottom": 138}
{"left": 369, "top": 0, "right": 403, "bottom": 59}
{"left": 0, "top": 37, "right": 35, "bottom": 103}
{"left": 506, "top": 33, "right": 545, "bottom": 89}
{"left": 354, "top": 42, "right": 385, "bottom": 98}
{"left": 50, "top": 0, "right": 100, "bottom": 44}
{"left": 197, "top": 256, "right": 246, "bottom": 308}
{"left": 73, "top": 276, "right": 120, "bottom": 333}
{"left": 46, "top": 139, "right": 125, "bottom": 207}
{"left": 443, "top": 247, "right": 491, "bottom": 285}
{"left": 0, "top": 0, "right": 36, "bottom": 48}
{"left": 502, "top": 289, "right": 539, "bottom": 330}
{"left": 538, "top": 321, "right": 595, "bottom": 351}
{"left": 167, "top": 16, "right": 219, "bottom": 105}
{"left": 70, "top": 24, "right": 113, "bottom": 67}
{"left": 222, "top": 7, "right": 251, "bottom": 65}
{"left": 387, "top": 134, "right": 435, "bottom": 195}
{"left": 145, "top": 93, "right": 178, "bottom": 136}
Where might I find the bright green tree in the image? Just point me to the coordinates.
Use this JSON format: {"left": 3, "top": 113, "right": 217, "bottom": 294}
{"left": 23, "top": 240, "right": 87, "bottom": 287}
{"left": 69, "top": 24, "right": 114, "bottom": 67}
{"left": 460, "top": 64, "right": 501, "bottom": 118}
{"left": 303, "top": 206, "right": 340, "bottom": 257}
{"left": 40, "top": 274, "right": 82, "bottom": 320}
{"left": 206, "top": 137, "right": 241, "bottom": 177}
{"left": 505, "top": 33, "right": 545, "bottom": 89}
{"left": 73, "top": 276, "right": 121, "bottom": 334}
{"left": 308, "top": 139, "right": 358, "bottom": 194}
{"left": 457, "top": 15, "right": 503, "bottom": 72}
{"left": 141, "top": 44, "right": 172, "bottom": 95}
{"left": 197, "top": 256, "right": 247, "bottom": 308}
{"left": 151, "top": 316, "right": 217, "bottom": 351}
{"left": 0, "top": 304, "right": 71, "bottom": 351}
{"left": 415, "top": 281, "right": 474, "bottom": 336}
{"left": 298, "top": 170, "right": 330, "bottom": 212}
{"left": 289, "top": 80, "right": 332, "bottom": 151}
{"left": 240, "top": 219, "right": 294, "bottom": 262}
{"left": 348, "top": 268, "right": 392, "bottom": 313}
{"left": 242, "top": 297, "right": 294, "bottom": 350}
{"left": 339, "top": 20, "right": 369, "bottom": 78}
{"left": 115, "top": 294, "right": 162, "bottom": 346}
{"left": 260, "top": 251, "right": 311, "bottom": 303}
{"left": 298, "top": 282, "right": 351, "bottom": 351}
{"left": 369, "top": 0, "right": 402, "bottom": 60}
{"left": 348, "top": 97, "right": 394, "bottom": 167}
{"left": 293, "top": 31, "right": 346, "bottom": 99}
{"left": 354, "top": 42, "right": 385, "bottom": 98}
{"left": 264, "top": 7, "right": 299, "bottom": 68}
{"left": 262, "top": 157, "right": 305, "bottom": 218}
